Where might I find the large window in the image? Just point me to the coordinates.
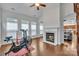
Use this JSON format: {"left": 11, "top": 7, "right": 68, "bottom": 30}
{"left": 31, "top": 22, "right": 36, "bottom": 36}
{"left": 40, "top": 24, "right": 43, "bottom": 34}
{"left": 6, "top": 18, "right": 43, "bottom": 39}
{"left": 6, "top": 18, "right": 18, "bottom": 39}
{"left": 7, "top": 22, "right": 18, "bottom": 31}
{"left": 21, "top": 20, "right": 29, "bottom": 36}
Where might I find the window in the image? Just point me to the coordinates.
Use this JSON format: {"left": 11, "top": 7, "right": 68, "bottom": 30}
{"left": 6, "top": 18, "right": 18, "bottom": 39}
{"left": 7, "top": 22, "right": 18, "bottom": 31}
{"left": 21, "top": 24, "right": 29, "bottom": 30}
{"left": 40, "top": 24, "right": 43, "bottom": 34}
{"left": 31, "top": 22, "right": 36, "bottom": 36}
{"left": 21, "top": 20, "right": 29, "bottom": 36}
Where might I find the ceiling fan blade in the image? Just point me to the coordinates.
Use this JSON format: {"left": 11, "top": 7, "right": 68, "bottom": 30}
{"left": 30, "top": 4, "right": 35, "bottom": 7}
{"left": 40, "top": 3, "right": 46, "bottom": 7}
{"left": 37, "top": 6, "right": 39, "bottom": 10}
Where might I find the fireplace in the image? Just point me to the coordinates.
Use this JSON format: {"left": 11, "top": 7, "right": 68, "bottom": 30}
{"left": 46, "top": 33, "right": 54, "bottom": 43}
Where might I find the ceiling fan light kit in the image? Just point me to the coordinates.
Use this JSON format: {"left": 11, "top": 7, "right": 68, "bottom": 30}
{"left": 30, "top": 3, "right": 46, "bottom": 10}
{"left": 35, "top": 3, "right": 40, "bottom": 7}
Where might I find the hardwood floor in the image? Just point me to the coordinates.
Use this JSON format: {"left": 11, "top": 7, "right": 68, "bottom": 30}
{"left": 0, "top": 38, "right": 77, "bottom": 56}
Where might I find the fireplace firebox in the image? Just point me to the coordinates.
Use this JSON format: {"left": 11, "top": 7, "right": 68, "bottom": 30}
{"left": 46, "top": 33, "right": 54, "bottom": 43}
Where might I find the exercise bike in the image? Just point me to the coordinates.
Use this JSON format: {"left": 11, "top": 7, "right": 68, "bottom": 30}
{"left": 5, "top": 29, "right": 34, "bottom": 56}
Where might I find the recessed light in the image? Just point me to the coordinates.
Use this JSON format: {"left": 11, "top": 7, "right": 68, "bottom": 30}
{"left": 11, "top": 8, "right": 15, "bottom": 10}
{"left": 34, "top": 15, "right": 36, "bottom": 16}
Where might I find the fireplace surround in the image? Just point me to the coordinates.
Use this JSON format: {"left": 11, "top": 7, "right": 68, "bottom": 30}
{"left": 43, "top": 27, "right": 59, "bottom": 45}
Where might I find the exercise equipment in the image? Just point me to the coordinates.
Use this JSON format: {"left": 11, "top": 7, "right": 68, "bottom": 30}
{"left": 16, "top": 32, "right": 19, "bottom": 44}
{"left": 4, "top": 36, "right": 13, "bottom": 42}
{"left": 5, "top": 29, "right": 33, "bottom": 56}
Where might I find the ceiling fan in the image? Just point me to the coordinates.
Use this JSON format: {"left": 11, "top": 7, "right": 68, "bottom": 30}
{"left": 30, "top": 3, "right": 46, "bottom": 10}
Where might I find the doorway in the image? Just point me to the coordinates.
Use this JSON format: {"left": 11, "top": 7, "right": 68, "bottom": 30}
{"left": 64, "top": 13, "right": 77, "bottom": 49}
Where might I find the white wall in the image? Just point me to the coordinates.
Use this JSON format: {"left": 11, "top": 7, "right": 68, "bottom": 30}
{"left": 60, "top": 3, "right": 74, "bottom": 17}
{"left": 40, "top": 3, "right": 60, "bottom": 28}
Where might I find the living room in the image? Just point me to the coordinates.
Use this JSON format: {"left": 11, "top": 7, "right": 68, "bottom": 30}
{"left": 0, "top": 3, "right": 78, "bottom": 56}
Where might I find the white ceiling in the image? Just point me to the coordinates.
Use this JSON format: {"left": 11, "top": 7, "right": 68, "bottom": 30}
{"left": 0, "top": 3, "right": 44, "bottom": 18}
{"left": 0, "top": 3, "right": 59, "bottom": 18}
